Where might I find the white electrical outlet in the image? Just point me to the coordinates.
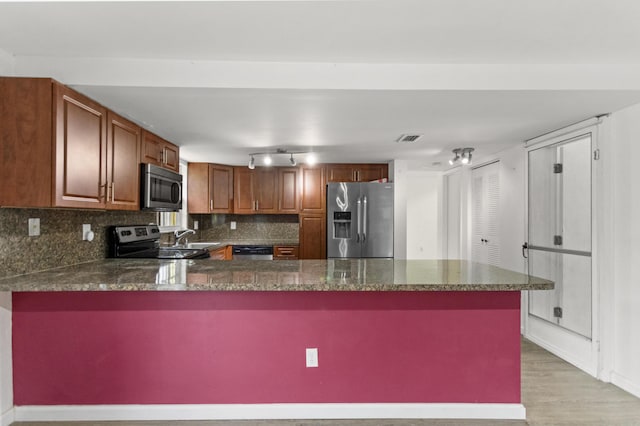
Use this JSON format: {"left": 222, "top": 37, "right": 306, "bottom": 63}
{"left": 306, "top": 348, "right": 319, "bottom": 368}
{"left": 82, "top": 224, "right": 94, "bottom": 241}
{"left": 230, "top": 221, "right": 237, "bottom": 230}
{"left": 28, "top": 218, "right": 40, "bottom": 237}
{"left": 194, "top": 220, "right": 199, "bottom": 230}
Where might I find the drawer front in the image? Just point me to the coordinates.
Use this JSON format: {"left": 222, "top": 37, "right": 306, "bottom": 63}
{"left": 274, "top": 245, "right": 299, "bottom": 260}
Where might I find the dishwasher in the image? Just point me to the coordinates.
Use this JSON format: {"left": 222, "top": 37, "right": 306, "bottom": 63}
{"left": 232, "top": 245, "right": 274, "bottom": 260}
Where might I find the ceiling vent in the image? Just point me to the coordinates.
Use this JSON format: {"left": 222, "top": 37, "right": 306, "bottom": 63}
{"left": 396, "top": 134, "right": 423, "bottom": 143}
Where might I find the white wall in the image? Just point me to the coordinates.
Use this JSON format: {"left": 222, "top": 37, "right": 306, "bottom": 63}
{"left": 406, "top": 171, "right": 441, "bottom": 259}
{"left": 391, "top": 160, "right": 408, "bottom": 259}
{"left": 497, "top": 146, "right": 526, "bottom": 274}
{"left": 0, "top": 49, "right": 15, "bottom": 76}
{"left": 608, "top": 103, "right": 640, "bottom": 398}
{"left": 0, "top": 292, "right": 13, "bottom": 425}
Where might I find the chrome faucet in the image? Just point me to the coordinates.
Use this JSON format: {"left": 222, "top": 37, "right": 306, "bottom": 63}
{"left": 174, "top": 229, "right": 195, "bottom": 246}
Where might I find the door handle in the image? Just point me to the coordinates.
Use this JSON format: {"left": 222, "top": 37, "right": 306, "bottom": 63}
{"left": 362, "top": 196, "right": 367, "bottom": 243}
{"left": 356, "top": 197, "right": 362, "bottom": 243}
{"left": 522, "top": 242, "right": 528, "bottom": 258}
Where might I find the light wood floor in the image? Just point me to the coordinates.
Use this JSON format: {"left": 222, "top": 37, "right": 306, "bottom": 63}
{"left": 13, "top": 338, "right": 640, "bottom": 426}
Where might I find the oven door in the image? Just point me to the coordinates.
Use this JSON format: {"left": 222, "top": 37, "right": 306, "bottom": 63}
{"left": 141, "top": 163, "right": 183, "bottom": 211}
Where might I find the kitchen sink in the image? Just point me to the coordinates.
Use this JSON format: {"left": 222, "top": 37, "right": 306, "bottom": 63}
{"left": 179, "top": 242, "right": 222, "bottom": 249}
{"left": 157, "top": 247, "right": 211, "bottom": 259}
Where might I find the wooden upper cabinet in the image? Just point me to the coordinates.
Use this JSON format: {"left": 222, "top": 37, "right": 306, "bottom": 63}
{"left": 209, "top": 164, "right": 234, "bottom": 213}
{"left": 188, "top": 163, "right": 233, "bottom": 214}
{"left": 278, "top": 167, "right": 299, "bottom": 213}
{"left": 254, "top": 169, "right": 278, "bottom": 213}
{"left": 326, "top": 163, "right": 388, "bottom": 182}
{"left": 0, "top": 78, "right": 53, "bottom": 208}
{"left": 233, "top": 167, "right": 278, "bottom": 214}
{"left": 53, "top": 83, "right": 108, "bottom": 209}
{"left": 233, "top": 168, "right": 256, "bottom": 214}
{"left": 106, "top": 111, "right": 141, "bottom": 210}
{"left": 327, "top": 164, "right": 357, "bottom": 182}
{"left": 141, "top": 130, "right": 180, "bottom": 172}
{"left": 299, "top": 165, "right": 325, "bottom": 214}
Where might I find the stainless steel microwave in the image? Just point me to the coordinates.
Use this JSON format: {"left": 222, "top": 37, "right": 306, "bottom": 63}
{"left": 141, "top": 163, "right": 182, "bottom": 211}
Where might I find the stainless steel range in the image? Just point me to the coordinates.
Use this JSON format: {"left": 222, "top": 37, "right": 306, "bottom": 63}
{"left": 108, "top": 225, "right": 210, "bottom": 259}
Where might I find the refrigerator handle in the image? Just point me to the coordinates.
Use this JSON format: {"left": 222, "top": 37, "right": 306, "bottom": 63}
{"left": 356, "top": 197, "right": 362, "bottom": 243}
{"left": 362, "top": 196, "right": 367, "bottom": 243}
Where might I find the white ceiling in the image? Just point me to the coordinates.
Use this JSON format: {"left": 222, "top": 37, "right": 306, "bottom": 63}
{"left": 3, "top": 0, "right": 640, "bottom": 169}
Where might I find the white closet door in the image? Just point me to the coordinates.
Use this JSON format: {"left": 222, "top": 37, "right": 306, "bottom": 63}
{"left": 471, "top": 162, "right": 501, "bottom": 266}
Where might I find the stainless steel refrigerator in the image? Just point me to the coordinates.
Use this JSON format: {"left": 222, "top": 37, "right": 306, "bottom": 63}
{"left": 327, "top": 182, "right": 394, "bottom": 258}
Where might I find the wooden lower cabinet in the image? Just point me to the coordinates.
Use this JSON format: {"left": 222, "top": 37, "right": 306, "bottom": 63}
{"left": 274, "top": 245, "right": 299, "bottom": 260}
{"left": 208, "top": 245, "right": 232, "bottom": 260}
{"left": 299, "top": 214, "right": 326, "bottom": 259}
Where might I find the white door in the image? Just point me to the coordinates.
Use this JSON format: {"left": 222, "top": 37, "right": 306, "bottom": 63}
{"left": 527, "top": 133, "right": 592, "bottom": 338}
{"left": 471, "top": 162, "right": 500, "bottom": 266}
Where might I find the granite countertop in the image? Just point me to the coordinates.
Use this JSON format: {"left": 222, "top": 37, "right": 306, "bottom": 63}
{"left": 0, "top": 259, "right": 553, "bottom": 292}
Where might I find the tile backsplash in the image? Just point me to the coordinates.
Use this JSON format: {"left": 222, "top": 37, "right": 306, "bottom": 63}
{"left": 0, "top": 208, "right": 156, "bottom": 279}
{"left": 0, "top": 209, "right": 301, "bottom": 280}
{"left": 189, "top": 214, "right": 299, "bottom": 243}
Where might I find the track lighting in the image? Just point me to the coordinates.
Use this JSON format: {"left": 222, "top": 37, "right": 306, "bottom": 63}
{"left": 247, "top": 149, "right": 316, "bottom": 168}
{"left": 449, "top": 148, "right": 474, "bottom": 166}
{"left": 449, "top": 148, "right": 461, "bottom": 165}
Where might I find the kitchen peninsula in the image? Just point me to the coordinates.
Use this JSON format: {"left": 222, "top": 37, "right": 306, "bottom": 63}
{"left": 1, "top": 259, "right": 552, "bottom": 422}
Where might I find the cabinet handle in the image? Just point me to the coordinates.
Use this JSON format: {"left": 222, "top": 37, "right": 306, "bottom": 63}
{"left": 158, "top": 150, "right": 163, "bottom": 163}
{"left": 210, "top": 200, "right": 213, "bottom": 211}
{"left": 111, "top": 182, "right": 115, "bottom": 203}
{"left": 356, "top": 170, "right": 360, "bottom": 181}
{"left": 103, "top": 183, "right": 109, "bottom": 202}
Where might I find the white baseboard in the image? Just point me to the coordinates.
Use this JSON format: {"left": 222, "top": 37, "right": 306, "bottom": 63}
{"left": 1, "top": 407, "right": 15, "bottom": 426}
{"left": 611, "top": 372, "right": 640, "bottom": 399}
{"left": 14, "top": 403, "right": 526, "bottom": 421}
{"left": 525, "top": 315, "right": 597, "bottom": 377}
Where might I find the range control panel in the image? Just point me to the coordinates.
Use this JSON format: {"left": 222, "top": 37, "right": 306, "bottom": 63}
{"left": 113, "top": 225, "right": 161, "bottom": 244}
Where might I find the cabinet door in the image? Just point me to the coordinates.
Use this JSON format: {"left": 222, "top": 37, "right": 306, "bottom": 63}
{"left": 187, "top": 163, "right": 210, "bottom": 213}
{"left": 106, "top": 112, "right": 140, "bottom": 210}
{"left": 299, "top": 214, "right": 326, "bottom": 259}
{"left": 0, "top": 77, "right": 53, "bottom": 208}
{"left": 278, "top": 167, "right": 299, "bottom": 213}
{"left": 210, "top": 164, "right": 233, "bottom": 213}
{"left": 234, "top": 167, "right": 256, "bottom": 214}
{"left": 255, "top": 169, "right": 278, "bottom": 213}
{"left": 53, "top": 83, "right": 107, "bottom": 209}
{"left": 327, "top": 164, "right": 356, "bottom": 182}
{"left": 163, "top": 142, "right": 180, "bottom": 172}
{"left": 141, "top": 131, "right": 179, "bottom": 172}
{"left": 140, "top": 130, "right": 164, "bottom": 167}
{"left": 299, "top": 165, "right": 326, "bottom": 214}
{"left": 357, "top": 164, "right": 388, "bottom": 182}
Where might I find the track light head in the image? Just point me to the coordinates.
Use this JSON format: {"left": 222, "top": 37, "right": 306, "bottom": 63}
{"left": 248, "top": 155, "right": 255, "bottom": 170}
{"left": 289, "top": 154, "right": 297, "bottom": 166}
{"left": 449, "top": 148, "right": 474, "bottom": 166}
